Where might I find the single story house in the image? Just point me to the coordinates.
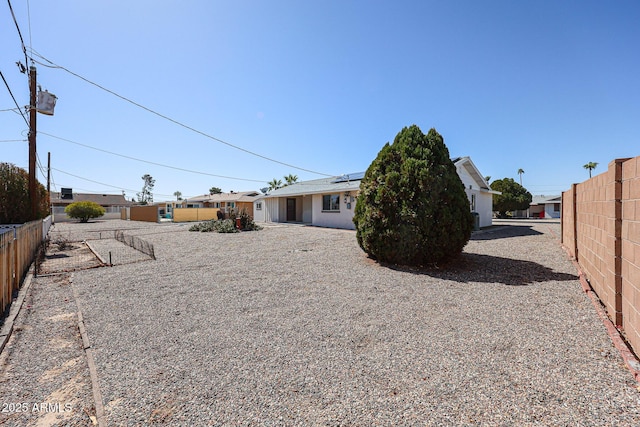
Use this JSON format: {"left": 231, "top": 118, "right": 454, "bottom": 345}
{"left": 165, "top": 191, "right": 260, "bottom": 218}
{"left": 254, "top": 157, "right": 498, "bottom": 230}
{"left": 50, "top": 189, "right": 133, "bottom": 222}
{"left": 529, "top": 195, "right": 561, "bottom": 218}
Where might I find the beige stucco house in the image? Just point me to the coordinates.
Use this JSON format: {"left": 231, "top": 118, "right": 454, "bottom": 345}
{"left": 254, "top": 157, "right": 498, "bottom": 230}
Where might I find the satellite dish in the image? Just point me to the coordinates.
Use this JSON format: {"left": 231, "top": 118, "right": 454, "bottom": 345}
{"left": 260, "top": 187, "right": 269, "bottom": 194}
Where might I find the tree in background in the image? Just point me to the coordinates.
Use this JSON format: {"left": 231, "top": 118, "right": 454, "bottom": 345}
{"left": 583, "top": 162, "right": 598, "bottom": 178}
{"left": 64, "top": 201, "right": 105, "bottom": 223}
{"left": 517, "top": 168, "right": 525, "bottom": 185}
{"left": 491, "top": 178, "right": 532, "bottom": 218}
{"left": 284, "top": 174, "right": 298, "bottom": 186}
{"left": 267, "top": 178, "right": 282, "bottom": 191}
{"left": 209, "top": 187, "right": 222, "bottom": 195}
{"left": 173, "top": 191, "right": 182, "bottom": 201}
{"left": 0, "top": 162, "right": 49, "bottom": 223}
{"left": 137, "top": 174, "right": 155, "bottom": 205}
{"left": 353, "top": 125, "right": 473, "bottom": 266}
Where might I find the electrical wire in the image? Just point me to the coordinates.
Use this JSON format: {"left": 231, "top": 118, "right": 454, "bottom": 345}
{"left": 26, "top": 0, "right": 33, "bottom": 54}
{"left": 0, "top": 69, "right": 29, "bottom": 127}
{"left": 38, "top": 131, "right": 269, "bottom": 183}
{"left": 7, "top": 0, "right": 30, "bottom": 67}
{"left": 51, "top": 167, "right": 178, "bottom": 198}
{"left": 28, "top": 49, "right": 334, "bottom": 177}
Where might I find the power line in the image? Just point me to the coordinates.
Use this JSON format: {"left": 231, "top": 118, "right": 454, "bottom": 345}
{"left": 26, "top": 0, "right": 33, "bottom": 53}
{"left": 39, "top": 131, "right": 268, "bottom": 183}
{"left": 0, "top": 69, "right": 29, "bottom": 127}
{"left": 51, "top": 167, "right": 178, "bottom": 198}
{"left": 7, "top": 0, "right": 30, "bottom": 66}
{"left": 28, "top": 49, "right": 334, "bottom": 177}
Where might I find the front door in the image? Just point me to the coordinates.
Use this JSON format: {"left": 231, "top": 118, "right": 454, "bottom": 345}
{"left": 286, "top": 198, "right": 296, "bottom": 221}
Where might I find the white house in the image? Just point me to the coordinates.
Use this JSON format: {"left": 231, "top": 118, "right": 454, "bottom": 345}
{"left": 529, "top": 195, "right": 562, "bottom": 219}
{"left": 254, "top": 157, "right": 498, "bottom": 230}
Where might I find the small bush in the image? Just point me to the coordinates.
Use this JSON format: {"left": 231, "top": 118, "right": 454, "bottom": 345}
{"left": 189, "top": 209, "right": 262, "bottom": 233}
{"left": 237, "top": 208, "right": 262, "bottom": 231}
{"left": 64, "top": 201, "right": 105, "bottom": 223}
{"left": 189, "top": 219, "right": 239, "bottom": 233}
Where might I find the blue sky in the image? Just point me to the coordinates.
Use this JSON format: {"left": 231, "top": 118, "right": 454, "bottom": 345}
{"left": 2, "top": 1, "right": 638, "bottom": 201}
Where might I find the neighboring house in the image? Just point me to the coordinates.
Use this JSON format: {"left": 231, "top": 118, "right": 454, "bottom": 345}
{"left": 255, "top": 157, "right": 497, "bottom": 230}
{"left": 177, "top": 191, "right": 261, "bottom": 218}
{"left": 529, "top": 195, "right": 562, "bottom": 218}
{"left": 50, "top": 189, "right": 133, "bottom": 222}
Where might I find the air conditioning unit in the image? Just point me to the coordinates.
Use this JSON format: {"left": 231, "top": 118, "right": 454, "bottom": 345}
{"left": 61, "top": 188, "right": 73, "bottom": 200}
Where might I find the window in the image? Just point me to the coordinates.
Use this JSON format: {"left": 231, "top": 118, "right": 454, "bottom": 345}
{"left": 553, "top": 203, "right": 560, "bottom": 212}
{"left": 322, "top": 194, "right": 340, "bottom": 212}
{"left": 471, "top": 194, "right": 476, "bottom": 211}
{"left": 256, "top": 202, "right": 262, "bottom": 210}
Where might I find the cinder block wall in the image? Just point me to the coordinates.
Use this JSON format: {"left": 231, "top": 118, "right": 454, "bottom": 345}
{"left": 621, "top": 158, "right": 640, "bottom": 354}
{"left": 562, "top": 157, "right": 640, "bottom": 356}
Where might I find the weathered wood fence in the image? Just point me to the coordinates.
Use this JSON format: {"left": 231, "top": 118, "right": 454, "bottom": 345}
{"left": 1, "top": 217, "right": 51, "bottom": 315}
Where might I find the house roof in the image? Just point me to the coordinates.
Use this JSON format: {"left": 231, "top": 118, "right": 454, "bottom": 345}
{"left": 186, "top": 191, "right": 261, "bottom": 203}
{"left": 263, "top": 157, "right": 496, "bottom": 199}
{"left": 531, "top": 195, "right": 562, "bottom": 205}
{"left": 453, "top": 156, "right": 497, "bottom": 192}
{"left": 50, "top": 192, "right": 133, "bottom": 206}
{"left": 262, "top": 174, "right": 362, "bottom": 198}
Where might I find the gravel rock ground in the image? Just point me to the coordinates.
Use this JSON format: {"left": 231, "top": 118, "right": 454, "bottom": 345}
{"left": 2, "top": 218, "right": 640, "bottom": 426}
{"left": 0, "top": 273, "right": 96, "bottom": 426}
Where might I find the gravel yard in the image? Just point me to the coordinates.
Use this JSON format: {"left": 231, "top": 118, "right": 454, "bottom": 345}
{"left": 2, "top": 219, "right": 640, "bottom": 426}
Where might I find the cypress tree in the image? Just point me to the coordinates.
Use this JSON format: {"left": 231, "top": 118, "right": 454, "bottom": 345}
{"left": 353, "top": 125, "right": 473, "bottom": 266}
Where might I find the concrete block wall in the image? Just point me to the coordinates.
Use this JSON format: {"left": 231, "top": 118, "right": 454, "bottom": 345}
{"left": 562, "top": 156, "right": 640, "bottom": 356}
{"left": 621, "top": 157, "right": 640, "bottom": 354}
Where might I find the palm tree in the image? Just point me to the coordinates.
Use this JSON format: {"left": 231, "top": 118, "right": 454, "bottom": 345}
{"left": 173, "top": 191, "right": 182, "bottom": 201}
{"left": 267, "top": 178, "right": 282, "bottom": 191}
{"left": 583, "top": 162, "right": 598, "bottom": 178}
{"left": 284, "top": 174, "right": 298, "bottom": 186}
{"left": 517, "top": 169, "right": 524, "bottom": 185}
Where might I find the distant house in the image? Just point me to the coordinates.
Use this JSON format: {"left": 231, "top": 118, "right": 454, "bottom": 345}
{"left": 50, "top": 189, "right": 133, "bottom": 222}
{"left": 529, "top": 195, "right": 562, "bottom": 218}
{"left": 255, "top": 157, "right": 498, "bottom": 230}
{"left": 176, "top": 191, "right": 261, "bottom": 218}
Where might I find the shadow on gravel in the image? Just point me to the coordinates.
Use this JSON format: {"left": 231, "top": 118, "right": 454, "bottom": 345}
{"left": 471, "top": 225, "right": 543, "bottom": 241}
{"left": 387, "top": 253, "right": 578, "bottom": 286}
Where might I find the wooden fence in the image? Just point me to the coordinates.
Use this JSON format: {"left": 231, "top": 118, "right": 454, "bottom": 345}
{"left": 1, "top": 219, "right": 45, "bottom": 315}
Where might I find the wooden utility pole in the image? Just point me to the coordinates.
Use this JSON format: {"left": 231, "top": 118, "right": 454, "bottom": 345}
{"left": 28, "top": 66, "right": 38, "bottom": 220}
{"left": 47, "top": 151, "right": 51, "bottom": 215}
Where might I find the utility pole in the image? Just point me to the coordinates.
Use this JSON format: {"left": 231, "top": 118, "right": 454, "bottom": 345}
{"left": 47, "top": 152, "right": 51, "bottom": 215}
{"left": 28, "top": 66, "right": 38, "bottom": 220}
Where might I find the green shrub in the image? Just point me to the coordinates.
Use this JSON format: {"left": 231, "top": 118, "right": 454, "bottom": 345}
{"left": 237, "top": 208, "right": 262, "bottom": 231}
{"left": 353, "top": 125, "right": 473, "bottom": 266}
{"left": 64, "top": 201, "right": 105, "bottom": 223}
{"left": 189, "top": 219, "right": 236, "bottom": 233}
{"left": 0, "top": 162, "right": 50, "bottom": 223}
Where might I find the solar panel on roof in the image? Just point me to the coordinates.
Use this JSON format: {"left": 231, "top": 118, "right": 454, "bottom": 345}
{"left": 331, "top": 172, "right": 365, "bottom": 183}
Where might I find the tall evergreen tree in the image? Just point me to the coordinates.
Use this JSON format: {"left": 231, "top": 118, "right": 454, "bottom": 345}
{"left": 353, "top": 125, "right": 473, "bottom": 266}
